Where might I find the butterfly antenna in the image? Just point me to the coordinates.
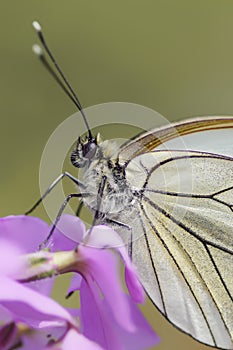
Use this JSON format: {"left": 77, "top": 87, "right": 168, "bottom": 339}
{"left": 32, "top": 21, "right": 92, "bottom": 140}
{"left": 32, "top": 44, "right": 80, "bottom": 109}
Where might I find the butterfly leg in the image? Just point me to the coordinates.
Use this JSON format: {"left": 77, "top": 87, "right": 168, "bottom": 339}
{"left": 86, "top": 175, "right": 109, "bottom": 238}
{"left": 87, "top": 175, "right": 107, "bottom": 233}
{"left": 25, "top": 172, "right": 84, "bottom": 215}
{"left": 105, "top": 218, "right": 133, "bottom": 258}
{"left": 75, "top": 200, "right": 84, "bottom": 216}
{"left": 39, "top": 192, "right": 88, "bottom": 250}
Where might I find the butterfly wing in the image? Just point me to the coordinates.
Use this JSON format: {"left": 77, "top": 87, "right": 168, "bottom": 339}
{"left": 117, "top": 118, "right": 233, "bottom": 349}
{"left": 119, "top": 116, "right": 233, "bottom": 161}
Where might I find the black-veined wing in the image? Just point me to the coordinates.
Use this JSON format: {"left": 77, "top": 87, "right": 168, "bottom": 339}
{"left": 116, "top": 117, "right": 233, "bottom": 349}
{"left": 120, "top": 116, "right": 233, "bottom": 161}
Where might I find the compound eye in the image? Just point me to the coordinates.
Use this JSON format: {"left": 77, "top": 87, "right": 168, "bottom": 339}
{"left": 83, "top": 141, "right": 97, "bottom": 159}
{"left": 70, "top": 138, "right": 98, "bottom": 168}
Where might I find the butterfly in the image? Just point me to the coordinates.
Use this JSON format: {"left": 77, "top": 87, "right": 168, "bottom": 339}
{"left": 32, "top": 21, "right": 233, "bottom": 349}
{"left": 71, "top": 116, "right": 233, "bottom": 350}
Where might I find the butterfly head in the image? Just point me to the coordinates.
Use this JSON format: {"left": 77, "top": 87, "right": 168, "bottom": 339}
{"left": 70, "top": 133, "right": 102, "bottom": 168}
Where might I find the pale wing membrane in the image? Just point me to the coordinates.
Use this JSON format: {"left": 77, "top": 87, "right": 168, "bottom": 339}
{"left": 155, "top": 128, "right": 233, "bottom": 158}
{"left": 125, "top": 150, "right": 233, "bottom": 349}
{"left": 119, "top": 117, "right": 233, "bottom": 162}
{"left": 138, "top": 203, "right": 232, "bottom": 348}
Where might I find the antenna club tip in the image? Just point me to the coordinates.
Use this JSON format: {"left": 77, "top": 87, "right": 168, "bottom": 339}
{"left": 32, "top": 44, "right": 43, "bottom": 57}
{"left": 32, "top": 21, "right": 42, "bottom": 32}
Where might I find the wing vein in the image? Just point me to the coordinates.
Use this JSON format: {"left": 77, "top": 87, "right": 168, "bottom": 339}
{"left": 143, "top": 195, "right": 233, "bottom": 254}
{"left": 140, "top": 200, "right": 217, "bottom": 345}
{"left": 204, "top": 243, "right": 233, "bottom": 302}
{"left": 137, "top": 209, "right": 167, "bottom": 315}
{"left": 142, "top": 195, "right": 233, "bottom": 343}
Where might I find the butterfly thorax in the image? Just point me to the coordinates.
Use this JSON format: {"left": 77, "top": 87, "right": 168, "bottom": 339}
{"left": 71, "top": 135, "right": 135, "bottom": 216}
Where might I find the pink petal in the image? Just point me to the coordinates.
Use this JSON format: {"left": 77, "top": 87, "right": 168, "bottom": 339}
{"left": 85, "top": 225, "right": 144, "bottom": 303}
{"left": 0, "top": 239, "right": 25, "bottom": 278}
{"left": 67, "top": 274, "right": 82, "bottom": 296}
{"left": 79, "top": 279, "right": 159, "bottom": 350}
{"left": 0, "top": 216, "right": 54, "bottom": 296}
{"left": 79, "top": 245, "right": 135, "bottom": 331}
{"left": 101, "top": 293, "right": 160, "bottom": 350}
{"left": 0, "top": 305, "right": 13, "bottom": 325}
{"left": 25, "top": 278, "right": 55, "bottom": 297}
{"left": 45, "top": 215, "right": 143, "bottom": 303}
{"left": 46, "top": 329, "right": 104, "bottom": 350}
{"left": 80, "top": 279, "right": 124, "bottom": 350}
{"left": 124, "top": 266, "right": 144, "bottom": 303}
{"left": 0, "top": 278, "right": 75, "bottom": 349}
{"left": 51, "top": 215, "right": 86, "bottom": 251}
{"left": 0, "top": 321, "right": 17, "bottom": 350}
{"left": 0, "top": 216, "right": 49, "bottom": 253}
{"left": 0, "top": 276, "right": 76, "bottom": 328}
{"left": 20, "top": 322, "right": 66, "bottom": 350}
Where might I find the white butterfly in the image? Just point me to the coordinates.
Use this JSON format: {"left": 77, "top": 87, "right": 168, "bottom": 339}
{"left": 32, "top": 22, "right": 233, "bottom": 349}
{"left": 71, "top": 116, "right": 233, "bottom": 349}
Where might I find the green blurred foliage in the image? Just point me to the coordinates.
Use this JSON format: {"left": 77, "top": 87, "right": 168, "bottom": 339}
{"left": 1, "top": 1, "right": 232, "bottom": 349}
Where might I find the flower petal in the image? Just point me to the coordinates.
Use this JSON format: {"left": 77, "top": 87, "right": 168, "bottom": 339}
{"left": 67, "top": 274, "right": 82, "bottom": 296}
{"left": 78, "top": 244, "right": 136, "bottom": 331}
{"left": 51, "top": 215, "right": 86, "bottom": 251}
{"left": 85, "top": 225, "right": 145, "bottom": 303}
{"left": 80, "top": 279, "right": 125, "bottom": 350}
{"left": 0, "top": 238, "right": 25, "bottom": 278}
{"left": 0, "top": 321, "right": 17, "bottom": 350}
{"left": 79, "top": 279, "right": 159, "bottom": 350}
{"left": 0, "top": 216, "right": 49, "bottom": 253}
{"left": 0, "top": 276, "right": 76, "bottom": 328}
{"left": 46, "top": 328, "right": 104, "bottom": 350}
{"left": 19, "top": 322, "right": 66, "bottom": 350}
{"left": 101, "top": 293, "right": 160, "bottom": 350}
{"left": 0, "top": 216, "right": 54, "bottom": 296}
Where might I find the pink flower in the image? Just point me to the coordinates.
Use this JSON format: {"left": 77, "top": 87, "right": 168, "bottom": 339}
{"left": 45, "top": 329, "right": 104, "bottom": 350}
{"left": 0, "top": 216, "right": 103, "bottom": 350}
{"left": 0, "top": 215, "right": 160, "bottom": 350}
{"left": 52, "top": 215, "right": 160, "bottom": 350}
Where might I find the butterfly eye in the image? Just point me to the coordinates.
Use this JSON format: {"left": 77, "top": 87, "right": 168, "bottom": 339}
{"left": 71, "top": 138, "right": 97, "bottom": 168}
{"left": 83, "top": 140, "right": 97, "bottom": 159}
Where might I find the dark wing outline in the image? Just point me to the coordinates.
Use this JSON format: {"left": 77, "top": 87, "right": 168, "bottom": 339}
{"left": 119, "top": 116, "right": 233, "bottom": 163}
{"left": 125, "top": 150, "right": 233, "bottom": 349}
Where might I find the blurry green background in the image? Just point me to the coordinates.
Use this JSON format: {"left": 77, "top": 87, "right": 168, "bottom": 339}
{"left": 1, "top": 0, "right": 233, "bottom": 349}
